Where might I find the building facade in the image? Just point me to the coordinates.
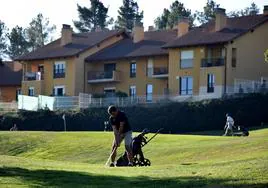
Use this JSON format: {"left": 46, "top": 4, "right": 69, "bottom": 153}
{"left": 16, "top": 6, "right": 268, "bottom": 100}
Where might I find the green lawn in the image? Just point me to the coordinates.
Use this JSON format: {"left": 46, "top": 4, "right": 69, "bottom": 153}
{"left": 0, "top": 128, "right": 268, "bottom": 188}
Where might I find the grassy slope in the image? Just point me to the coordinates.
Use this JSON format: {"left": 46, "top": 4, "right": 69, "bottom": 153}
{"left": 0, "top": 129, "right": 267, "bottom": 188}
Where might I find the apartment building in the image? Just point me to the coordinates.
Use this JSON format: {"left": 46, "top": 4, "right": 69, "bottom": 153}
{"left": 15, "top": 6, "right": 268, "bottom": 100}
{"left": 165, "top": 7, "right": 268, "bottom": 97}
{"left": 16, "top": 25, "right": 128, "bottom": 96}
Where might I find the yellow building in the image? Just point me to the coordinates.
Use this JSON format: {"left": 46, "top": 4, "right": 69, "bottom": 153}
{"left": 84, "top": 22, "right": 177, "bottom": 100}
{"left": 16, "top": 6, "right": 268, "bottom": 100}
{"left": 0, "top": 61, "right": 22, "bottom": 102}
{"left": 165, "top": 7, "right": 268, "bottom": 98}
{"left": 16, "top": 25, "right": 127, "bottom": 96}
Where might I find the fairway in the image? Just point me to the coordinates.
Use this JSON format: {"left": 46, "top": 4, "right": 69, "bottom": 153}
{"left": 0, "top": 129, "right": 268, "bottom": 188}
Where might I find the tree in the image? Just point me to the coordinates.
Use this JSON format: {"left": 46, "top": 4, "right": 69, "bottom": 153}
{"left": 196, "top": 0, "right": 219, "bottom": 24}
{"left": 7, "top": 26, "right": 29, "bottom": 59}
{"left": 73, "top": 0, "right": 113, "bottom": 32}
{"left": 228, "top": 2, "right": 260, "bottom": 17}
{"left": 115, "top": 0, "right": 144, "bottom": 31}
{"left": 265, "top": 49, "right": 268, "bottom": 63}
{"left": 0, "top": 20, "right": 8, "bottom": 60}
{"left": 155, "top": 9, "right": 170, "bottom": 30}
{"left": 26, "top": 13, "right": 56, "bottom": 51}
{"left": 154, "top": 1, "right": 194, "bottom": 30}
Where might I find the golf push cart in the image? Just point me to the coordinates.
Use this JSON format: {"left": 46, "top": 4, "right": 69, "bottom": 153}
{"left": 116, "top": 128, "right": 163, "bottom": 167}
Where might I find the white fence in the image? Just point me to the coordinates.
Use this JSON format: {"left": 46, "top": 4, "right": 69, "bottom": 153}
{"left": 0, "top": 102, "right": 18, "bottom": 114}
{"left": 18, "top": 95, "right": 79, "bottom": 111}
{"left": 234, "top": 79, "right": 268, "bottom": 94}
{"left": 78, "top": 93, "right": 222, "bottom": 109}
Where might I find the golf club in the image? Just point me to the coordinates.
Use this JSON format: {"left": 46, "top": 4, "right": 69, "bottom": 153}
{"left": 105, "top": 146, "right": 117, "bottom": 166}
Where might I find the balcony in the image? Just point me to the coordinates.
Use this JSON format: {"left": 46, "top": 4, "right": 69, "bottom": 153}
{"left": 23, "top": 72, "right": 44, "bottom": 81}
{"left": 88, "top": 71, "right": 121, "bottom": 84}
{"left": 151, "top": 67, "right": 168, "bottom": 79}
{"left": 54, "top": 69, "right": 65, "bottom": 79}
{"left": 201, "top": 58, "right": 225, "bottom": 68}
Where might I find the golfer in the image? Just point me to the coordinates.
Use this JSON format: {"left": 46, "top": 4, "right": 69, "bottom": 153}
{"left": 224, "top": 113, "right": 235, "bottom": 136}
{"left": 108, "top": 105, "right": 133, "bottom": 167}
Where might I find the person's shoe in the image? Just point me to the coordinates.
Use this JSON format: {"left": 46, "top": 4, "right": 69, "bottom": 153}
{"left": 128, "top": 162, "right": 133, "bottom": 167}
{"left": 110, "top": 163, "right": 115, "bottom": 167}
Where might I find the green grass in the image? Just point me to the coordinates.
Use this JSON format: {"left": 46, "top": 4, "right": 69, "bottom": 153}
{"left": 0, "top": 129, "right": 268, "bottom": 188}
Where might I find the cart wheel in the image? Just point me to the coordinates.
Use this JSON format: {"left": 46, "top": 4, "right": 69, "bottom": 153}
{"left": 143, "top": 158, "right": 151, "bottom": 166}
{"left": 133, "top": 156, "right": 139, "bottom": 166}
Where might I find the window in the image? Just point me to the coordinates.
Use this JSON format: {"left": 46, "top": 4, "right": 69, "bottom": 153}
{"left": 147, "top": 58, "right": 153, "bottom": 77}
{"left": 180, "top": 50, "right": 194, "bottom": 68}
{"left": 54, "top": 61, "right": 66, "bottom": 78}
{"left": 130, "top": 62, "right": 136, "bottom": 78}
{"left": 28, "top": 87, "right": 35, "bottom": 96}
{"left": 129, "top": 86, "right": 136, "bottom": 97}
{"left": 207, "top": 74, "right": 215, "bottom": 93}
{"left": 179, "top": 76, "right": 193, "bottom": 95}
{"left": 54, "top": 86, "right": 65, "bottom": 96}
{"left": 232, "top": 48, "right": 237, "bottom": 68}
{"left": 16, "top": 88, "right": 21, "bottom": 101}
{"left": 146, "top": 84, "right": 153, "bottom": 102}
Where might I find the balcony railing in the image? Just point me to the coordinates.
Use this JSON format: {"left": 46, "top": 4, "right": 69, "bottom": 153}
{"left": 201, "top": 58, "right": 225, "bottom": 67}
{"left": 24, "top": 72, "right": 44, "bottom": 81}
{"left": 151, "top": 67, "right": 168, "bottom": 78}
{"left": 54, "top": 69, "right": 65, "bottom": 78}
{"left": 153, "top": 67, "right": 168, "bottom": 75}
{"left": 88, "top": 71, "right": 121, "bottom": 83}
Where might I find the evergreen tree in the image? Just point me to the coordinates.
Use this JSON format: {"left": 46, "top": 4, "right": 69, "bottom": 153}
{"left": 73, "top": 0, "right": 113, "bottom": 32}
{"left": 155, "top": 1, "right": 194, "bottom": 30}
{"left": 0, "top": 20, "right": 8, "bottom": 60}
{"left": 26, "top": 13, "right": 56, "bottom": 51}
{"left": 7, "top": 26, "right": 29, "bottom": 59}
{"left": 115, "top": 0, "right": 144, "bottom": 31}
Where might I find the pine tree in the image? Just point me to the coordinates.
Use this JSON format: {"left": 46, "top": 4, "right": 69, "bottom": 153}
{"left": 115, "top": 0, "right": 144, "bottom": 31}
{"left": 7, "top": 26, "right": 29, "bottom": 59}
{"left": 0, "top": 20, "right": 8, "bottom": 60}
{"left": 73, "top": 0, "right": 113, "bottom": 32}
{"left": 229, "top": 2, "right": 260, "bottom": 17}
{"left": 196, "top": 0, "right": 219, "bottom": 24}
{"left": 155, "top": 1, "right": 194, "bottom": 30}
{"left": 26, "top": 13, "right": 56, "bottom": 51}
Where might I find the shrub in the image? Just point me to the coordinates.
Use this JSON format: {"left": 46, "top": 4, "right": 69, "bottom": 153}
{"left": 1, "top": 94, "right": 268, "bottom": 133}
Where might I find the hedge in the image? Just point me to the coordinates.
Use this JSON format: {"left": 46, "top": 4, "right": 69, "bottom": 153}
{"left": 1, "top": 93, "right": 268, "bottom": 133}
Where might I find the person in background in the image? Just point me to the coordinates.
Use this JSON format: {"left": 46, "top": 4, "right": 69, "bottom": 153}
{"left": 10, "top": 124, "right": 18, "bottom": 131}
{"left": 224, "top": 113, "right": 235, "bottom": 136}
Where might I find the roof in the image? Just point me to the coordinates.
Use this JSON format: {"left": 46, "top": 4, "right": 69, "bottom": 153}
{"left": 0, "top": 63, "right": 22, "bottom": 86}
{"left": 15, "top": 29, "right": 126, "bottom": 61}
{"left": 85, "top": 30, "right": 177, "bottom": 62}
{"left": 164, "top": 14, "right": 268, "bottom": 48}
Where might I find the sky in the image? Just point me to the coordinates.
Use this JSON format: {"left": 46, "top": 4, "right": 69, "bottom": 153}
{"left": 0, "top": 0, "right": 267, "bottom": 39}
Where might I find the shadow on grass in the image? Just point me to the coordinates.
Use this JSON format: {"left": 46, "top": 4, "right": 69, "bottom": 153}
{"left": 0, "top": 166, "right": 266, "bottom": 188}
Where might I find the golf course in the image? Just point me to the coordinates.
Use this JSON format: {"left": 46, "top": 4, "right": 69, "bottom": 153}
{"left": 0, "top": 128, "right": 267, "bottom": 188}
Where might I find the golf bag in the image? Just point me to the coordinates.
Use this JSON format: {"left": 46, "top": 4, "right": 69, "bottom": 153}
{"left": 116, "top": 128, "right": 163, "bottom": 167}
{"left": 233, "top": 126, "right": 249, "bottom": 137}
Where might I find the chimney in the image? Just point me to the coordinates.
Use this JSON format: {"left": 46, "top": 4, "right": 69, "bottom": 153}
{"left": 61, "top": 24, "right": 73, "bottom": 46}
{"left": 264, "top": 5, "right": 268, "bottom": 15}
{"left": 148, "top": 26, "right": 154, "bottom": 31}
{"left": 95, "top": 26, "right": 102, "bottom": 32}
{"left": 177, "top": 17, "right": 189, "bottom": 37}
{"left": 215, "top": 8, "right": 227, "bottom": 32}
{"left": 133, "top": 21, "right": 144, "bottom": 43}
